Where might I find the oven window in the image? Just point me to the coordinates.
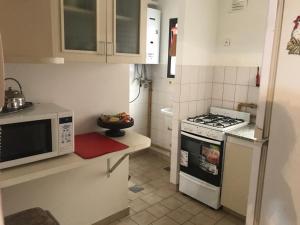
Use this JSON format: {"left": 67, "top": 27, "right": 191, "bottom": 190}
{"left": 180, "top": 134, "right": 223, "bottom": 187}
{"left": 0, "top": 120, "right": 52, "bottom": 162}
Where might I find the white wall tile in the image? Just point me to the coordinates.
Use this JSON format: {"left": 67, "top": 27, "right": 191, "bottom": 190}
{"left": 223, "top": 84, "right": 236, "bottom": 101}
{"left": 205, "top": 83, "right": 213, "bottom": 99}
{"left": 211, "top": 99, "right": 223, "bottom": 107}
{"left": 248, "top": 86, "right": 259, "bottom": 103}
{"left": 179, "top": 102, "right": 189, "bottom": 119}
{"left": 190, "top": 84, "right": 198, "bottom": 101}
{"left": 174, "top": 65, "right": 182, "bottom": 84}
{"left": 188, "top": 102, "right": 197, "bottom": 117}
{"left": 180, "top": 84, "right": 190, "bottom": 102}
{"left": 236, "top": 67, "right": 250, "bottom": 85}
{"left": 181, "top": 66, "right": 198, "bottom": 84}
{"left": 222, "top": 101, "right": 234, "bottom": 109}
{"left": 249, "top": 67, "right": 258, "bottom": 87}
{"left": 197, "top": 83, "right": 206, "bottom": 100}
{"left": 212, "top": 83, "right": 224, "bottom": 100}
{"left": 205, "top": 66, "right": 214, "bottom": 83}
{"left": 196, "top": 101, "right": 205, "bottom": 115}
{"left": 224, "top": 67, "right": 237, "bottom": 84}
{"left": 213, "top": 66, "right": 225, "bottom": 83}
{"left": 197, "top": 66, "right": 206, "bottom": 83}
{"left": 235, "top": 85, "right": 249, "bottom": 103}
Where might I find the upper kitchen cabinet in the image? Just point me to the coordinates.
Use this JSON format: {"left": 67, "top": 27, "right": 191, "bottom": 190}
{"left": 0, "top": 0, "right": 146, "bottom": 64}
{"left": 106, "top": 0, "right": 146, "bottom": 64}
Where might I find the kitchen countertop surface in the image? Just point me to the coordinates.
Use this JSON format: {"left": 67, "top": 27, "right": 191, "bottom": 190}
{"left": 0, "top": 131, "right": 151, "bottom": 189}
{"left": 226, "top": 123, "right": 256, "bottom": 142}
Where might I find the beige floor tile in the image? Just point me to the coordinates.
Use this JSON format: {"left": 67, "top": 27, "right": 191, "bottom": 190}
{"left": 160, "top": 197, "right": 183, "bottom": 210}
{"left": 141, "top": 192, "right": 163, "bottom": 205}
{"left": 167, "top": 208, "right": 193, "bottom": 224}
{"left": 217, "top": 215, "right": 245, "bottom": 225}
{"left": 131, "top": 175, "right": 151, "bottom": 185}
{"left": 131, "top": 211, "right": 157, "bottom": 225}
{"left": 114, "top": 218, "right": 138, "bottom": 225}
{"left": 148, "top": 178, "right": 169, "bottom": 189}
{"left": 190, "top": 213, "right": 218, "bottom": 225}
{"left": 141, "top": 183, "right": 157, "bottom": 195}
{"left": 151, "top": 216, "right": 179, "bottom": 225}
{"left": 147, "top": 203, "right": 171, "bottom": 218}
{"left": 202, "top": 208, "right": 227, "bottom": 221}
{"left": 182, "top": 222, "right": 194, "bottom": 225}
{"left": 129, "top": 190, "right": 144, "bottom": 201}
{"left": 180, "top": 201, "right": 207, "bottom": 215}
{"left": 130, "top": 199, "right": 150, "bottom": 212}
{"left": 155, "top": 186, "right": 177, "bottom": 198}
{"left": 173, "top": 192, "right": 192, "bottom": 204}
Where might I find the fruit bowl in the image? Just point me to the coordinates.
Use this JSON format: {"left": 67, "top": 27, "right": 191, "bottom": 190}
{"left": 97, "top": 113, "right": 134, "bottom": 137}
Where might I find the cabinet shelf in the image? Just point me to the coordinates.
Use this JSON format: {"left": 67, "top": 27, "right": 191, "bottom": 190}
{"left": 64, "top": 5, "right": 95, "bottom": 15}
{"left": 116, "top": 15, "right": 134, "bottom": 22}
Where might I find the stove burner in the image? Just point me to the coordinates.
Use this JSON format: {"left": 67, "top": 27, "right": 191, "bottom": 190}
{"left": 187, "top": 113, "right": 244, "bottom": 128}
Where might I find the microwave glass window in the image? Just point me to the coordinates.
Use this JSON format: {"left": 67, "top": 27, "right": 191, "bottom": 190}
{"left": 0, "top": 120, "right": 52, "bottom": 162}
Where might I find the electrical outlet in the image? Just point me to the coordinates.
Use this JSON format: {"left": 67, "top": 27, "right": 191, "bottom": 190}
{"left": 224, "top": 39, "right": 231, "bottom": 47}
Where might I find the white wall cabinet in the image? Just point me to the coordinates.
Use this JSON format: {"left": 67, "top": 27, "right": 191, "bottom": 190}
{"left": 0, "top": 0, "right": 146, "bottom": 64}
{"left": 221, "top": 137, "right": 253, "bottom": 216}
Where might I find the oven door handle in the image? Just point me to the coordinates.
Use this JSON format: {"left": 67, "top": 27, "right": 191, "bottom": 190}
{"left": 181, "top": 131, "right": 222, "bottom": 145}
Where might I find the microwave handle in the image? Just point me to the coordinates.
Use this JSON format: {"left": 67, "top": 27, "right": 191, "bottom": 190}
{"left": 181, "top": 131, "right": 221, "bottom": 146}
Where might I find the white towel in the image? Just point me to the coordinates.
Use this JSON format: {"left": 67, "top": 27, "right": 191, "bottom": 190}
{"left": 0, "top": 34, "right": 5, "bottom": 109}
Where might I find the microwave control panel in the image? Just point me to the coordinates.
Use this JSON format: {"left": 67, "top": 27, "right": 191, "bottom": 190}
{"left": 59, "top": 116, "right": 73, "bottom": 153}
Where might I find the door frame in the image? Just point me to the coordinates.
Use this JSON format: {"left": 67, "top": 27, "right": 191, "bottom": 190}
{"left": 246, "top": 0, "right": 285, "bottom": 225}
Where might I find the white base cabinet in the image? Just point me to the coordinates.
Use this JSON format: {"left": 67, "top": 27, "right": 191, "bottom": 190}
{"left": 221, "top": 137, "right": 253, "bottom": 216}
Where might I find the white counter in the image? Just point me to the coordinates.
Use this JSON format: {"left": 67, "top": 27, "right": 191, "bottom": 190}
{"left": 1, "top": 131, "right": 151, "bottom": 225}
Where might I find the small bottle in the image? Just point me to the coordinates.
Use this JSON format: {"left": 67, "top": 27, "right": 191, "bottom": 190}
{"left": 256, "top": 67, "right": 260, "bottom": 87}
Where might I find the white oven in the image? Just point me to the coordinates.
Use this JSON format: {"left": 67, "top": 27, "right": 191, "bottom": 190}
{"left": 0, "top": 103, "right": 74, "bottom": 169}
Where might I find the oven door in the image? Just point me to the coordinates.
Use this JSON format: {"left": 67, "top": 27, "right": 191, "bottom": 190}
{"left": 0, "top": 115, "right": 59, "bottom": 169}
{"left": 180, "top": 131, "right": 223, "bottom": 187}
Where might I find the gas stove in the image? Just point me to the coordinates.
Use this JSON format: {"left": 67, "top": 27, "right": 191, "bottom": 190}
{"left": 181, "top": 107, "right": 250, "bottom": 141}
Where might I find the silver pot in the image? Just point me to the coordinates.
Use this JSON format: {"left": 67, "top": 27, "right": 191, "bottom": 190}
{"left": 4, "top": 78, "right": 25, "bottom": 110}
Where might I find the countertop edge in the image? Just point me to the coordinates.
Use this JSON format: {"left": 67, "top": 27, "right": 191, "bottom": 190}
{"left": 0, "top": 131, "right": 151, "bottom": 189}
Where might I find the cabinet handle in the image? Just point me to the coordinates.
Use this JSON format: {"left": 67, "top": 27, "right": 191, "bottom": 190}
{"left": 107, "top": 42, "right": 113, "bottom": 56}
{"left": 98, "top": 41, "right": 106, "bottom": 56}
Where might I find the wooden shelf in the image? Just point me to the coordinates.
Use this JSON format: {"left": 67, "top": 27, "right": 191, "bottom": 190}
{"left": 116, "top": 15, "right": 134, "bottom": 22}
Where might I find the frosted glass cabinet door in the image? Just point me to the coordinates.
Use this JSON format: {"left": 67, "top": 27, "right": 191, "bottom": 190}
{"left": 115, "top": 0, "right": 140, "bottom": 54}
{"left": 62, "top": 0, "right": 97, "bottom": 52}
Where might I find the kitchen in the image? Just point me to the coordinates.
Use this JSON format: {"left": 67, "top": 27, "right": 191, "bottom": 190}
{"left": 0, "top": 0, "right": 300, "bottom": 225}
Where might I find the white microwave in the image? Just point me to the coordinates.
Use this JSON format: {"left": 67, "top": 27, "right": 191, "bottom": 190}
{"left": 0, "top": 103, "right": 74, "bottom": 169}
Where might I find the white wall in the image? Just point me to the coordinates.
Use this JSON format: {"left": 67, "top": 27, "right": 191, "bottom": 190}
{"left": 215, "top": 0, "right": 269, "bottom": 66}
{"left": 129, "top": 65, "right": 150, "bottom": 136}
{"left": 4, "top": 63, "right": 130, "bottom": 135}
{"left": 179, "top": 0, "right": 219, "bottom": 66}
{"left": 260, "top": 0, "right": 300, "bottom": 224}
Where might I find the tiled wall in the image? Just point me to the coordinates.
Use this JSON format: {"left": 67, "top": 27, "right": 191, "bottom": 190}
{"left": 150, "top": 64, "right": 173, "bottom": 150}
{"left": 211, "top": 66, "right": 259, "bottom": 115}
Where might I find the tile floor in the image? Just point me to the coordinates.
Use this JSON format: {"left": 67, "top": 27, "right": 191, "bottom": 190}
{"left": 110, "top": 151, "right": 245, "bottom": 225}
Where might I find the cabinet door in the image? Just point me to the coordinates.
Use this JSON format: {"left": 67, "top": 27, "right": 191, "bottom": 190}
{"left": 107, "top": 0, "right": 146, "bottom": 64}
{"left": 60, "top": 0, "right": 106, "bottom": 62}
{"left": 221, "top": 141, "right": 253, "bottom": 216}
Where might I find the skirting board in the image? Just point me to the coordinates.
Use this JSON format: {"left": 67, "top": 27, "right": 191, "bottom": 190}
{"left": 92, "top": 207, "right": 130, "bottom": 225}
{"left": 150, "top": 145, "right": 170, "bottom": 158}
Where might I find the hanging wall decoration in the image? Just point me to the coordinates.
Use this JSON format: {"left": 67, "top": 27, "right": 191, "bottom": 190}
{"left": 287, "top": 16, "right": 300, "bottom": 55}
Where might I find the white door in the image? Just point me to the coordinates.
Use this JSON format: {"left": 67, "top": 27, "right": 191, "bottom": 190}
{"left": 257, "top": 0, "right": 300, "bottom": 224}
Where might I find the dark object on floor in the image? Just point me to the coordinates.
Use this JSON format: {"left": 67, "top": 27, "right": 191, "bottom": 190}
{"left": 5, "top": 207, "right": 60, "bottom": 225}
{"left": 97, "top": 117, "right": 134, "bottom": 137}
{"left": 164, "top": 166, "right": 170, "bottom": 171}
{"left": 129, "top": 185, "right": 144, "bottom": 193}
